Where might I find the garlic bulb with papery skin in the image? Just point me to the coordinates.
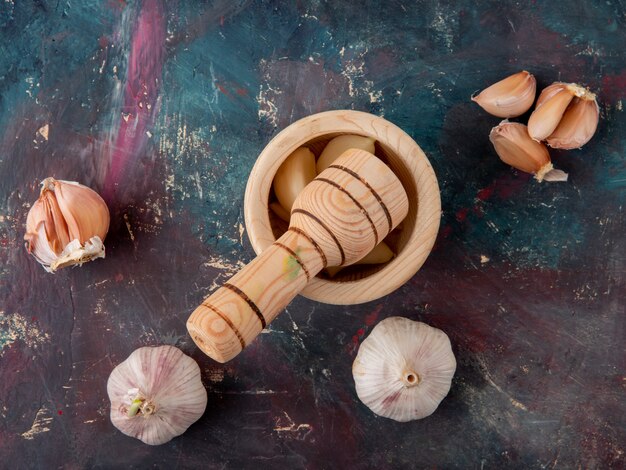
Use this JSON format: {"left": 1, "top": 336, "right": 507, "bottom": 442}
{"left": 352, "top": 317, "right": 456, "bottom": 422}
{"left": 316, "top": 134, "right": 376, "bottom": 173}
{"left": 24, "top": 177, "right": 110, "bottom": 272}
{"left": 107, "top": 345, "right": 207, "bottom": 445}
{"left": 471, "top": 70, "right": 536, "bottom": 118}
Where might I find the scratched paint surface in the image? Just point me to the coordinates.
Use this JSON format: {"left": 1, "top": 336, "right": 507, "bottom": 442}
{"left": 0, "top": 1, "right": 624, "bottom": 468}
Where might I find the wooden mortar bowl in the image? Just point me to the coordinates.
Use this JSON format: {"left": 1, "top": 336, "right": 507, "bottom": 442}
{"left": 244, "top": 110, "right": 440, "bottom": 304}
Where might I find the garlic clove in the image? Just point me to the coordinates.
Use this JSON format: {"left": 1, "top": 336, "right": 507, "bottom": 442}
{"left": 52, "top": 179, "right": 109, "bottom": 242}
{"left": 316, "top": 135, "right": 376, "bottom": 173}
{"left": 352, "top": 317, "right": 456, "bottom": 422}
{"left": 356, "top": 240, "right": 394, "bottom": 265}
{"left": 269, "top": 201, "right": 291, "bottom": 223}
{"left": 489, "top": 121, "right": 558, "bottom": 182}
{"left": 326, "top": 241, "right": 394, "bottom": 277}
{"left": 471, "top": 71, "right": 536, "bottom": 118}
{"left": 534, "top": 82, "right": 566, "bottom": 109}
{"left": 528, "top": 86, "right": 575, "bottom": 141}
{"left": 24, "top": 177, "right": 110, "bottom": 272}
{"left": 273, "top": 147, "right": 316, "bottom": 213}
{"left": 107, "top": 345, "right": 207, "bottom": 446}
{"left": 546, "top": 95, "right": 599, "bottom": 149}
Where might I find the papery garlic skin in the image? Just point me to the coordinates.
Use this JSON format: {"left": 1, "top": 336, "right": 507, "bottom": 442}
{"left": 24, "top": 177, "right": 110, "bottom": 272}
{"left": 316, "top": 135, "right": 376, "bottom": 173}
{"left": 353, "top": 317, "right": 456, "bottom": 422}
{"left": 107, "top": 345, "right": 207, "bottom": 446}
{"left": 489, "top": 121, "right": 556, "bottom": 182}
{"left": 471, "top": 71, "right": 536, "bottom": 118}
{"left": 273, "top": 147, "right": 316, "bottom": 213}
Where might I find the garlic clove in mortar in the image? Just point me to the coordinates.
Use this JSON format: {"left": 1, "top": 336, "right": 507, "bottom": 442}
{"left": 107, "top": 345, "right": 207, "bottom": 445}
{"left": 273, "top": 147, "right": 316, "bottom": 213}
{"left": 471, "top": 70, "right": 536, "bottom": 118}
{"left": 326, "top": 241, "right": 394, "bottom": 277}
{"left": 489, "top": 121, "right": 567, "bottom": 182}
{"left": 316, "top": 134, "right": 376, "bottom": 173}
{"left": 24, "top": 177, "right": 110, "bottom": 272}
{"left": 352, "top": 317, "right": 456, "bottom": 422}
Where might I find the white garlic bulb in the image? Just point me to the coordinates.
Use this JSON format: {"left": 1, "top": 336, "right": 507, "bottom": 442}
{"left": 352, "top": 317, "right": 456, "bottom": 422}
{"left": 107, "top": 345, "right": 207, "bottom": 445}
{"left": 24, "top": 177, "right": 110, "bottom": 272}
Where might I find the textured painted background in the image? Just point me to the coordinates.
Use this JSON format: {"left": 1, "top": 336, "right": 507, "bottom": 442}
{"left": 0, "top": 1, "right": 624, "bottom": 468}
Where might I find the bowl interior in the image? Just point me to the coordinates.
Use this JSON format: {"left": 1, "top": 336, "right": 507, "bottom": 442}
{"left": 267, "top": 132, "right": 418, "bottom": 283}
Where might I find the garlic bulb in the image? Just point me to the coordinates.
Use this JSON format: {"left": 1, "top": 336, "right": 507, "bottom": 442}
{"left": 273, "top": 147, "right": 316, "bottom": 213}
{"left": 316, "top": 134, "right": 376, "bottom": 173}
{"left": 471, "top": 70, "right": 536, "bottom": 118}
{"left": 352, "top": 317, "right": 456, "bottom": 422}
{"left": 528, "top": 82, "right": 599, "bottom": 148}
{"left": 24, "top": 177, "right": 110, "bottom": 272}
{"left": 489, "top": 121, "right": 567, "bottom": 182}
{"left": 107, "top": 345, "right": 207, "bottom": 445}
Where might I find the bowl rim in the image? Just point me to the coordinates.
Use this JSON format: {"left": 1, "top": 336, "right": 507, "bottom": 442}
{"left": 244, "top": 110, "right": 441, "bottom": 305}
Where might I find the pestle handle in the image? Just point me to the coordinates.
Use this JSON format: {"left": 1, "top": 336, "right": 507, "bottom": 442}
{"left": 187, "top": 228, "right": 325, "bottom": 363}
{"left": 187, "top": 149, "right": 409, "bottom": 363}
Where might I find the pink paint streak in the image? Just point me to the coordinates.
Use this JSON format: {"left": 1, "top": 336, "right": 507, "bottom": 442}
{"left": 103, "top": 0, "right": 166, "bottom": 199}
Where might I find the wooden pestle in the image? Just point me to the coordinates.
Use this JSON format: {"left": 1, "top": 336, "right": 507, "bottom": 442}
{"left": 187, "top": 149, "right": 409, "bottom": 362}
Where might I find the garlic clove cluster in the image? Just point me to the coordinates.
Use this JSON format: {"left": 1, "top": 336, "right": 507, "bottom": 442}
{"left": 472, "top": 71, "right": 537, "bottom": 118}
{"left": 316, "top": 134, "right": 376, "bottom": 173}
{"left": 273, "top": 147, "right": 316, "bottom": 213}
{"left": 353, "top": 316, "right": 456, "bottom": 422}
{"left": 24, "top": 177, "right": 110, "bottom": 272}
{"left": 528, "top": 82, "right": 599, "bottom": 150}
{"left": 107, "top": 345, "right": 207, "bottom": 446}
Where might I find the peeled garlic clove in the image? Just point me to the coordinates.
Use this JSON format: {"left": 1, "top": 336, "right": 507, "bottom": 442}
{"left": 528, "top": 84, "right": 575, "bottom": 141}
{"left": 471, "top": 71, "right": 536, "bottom": 118}
{"left": 357, "top": 241, "right": 394, "bottom": 265}
{"left": 353, "top": 317, "right": 456, "bottom": 422}
{"left": 489, "top": 121, "right": 558, "bottom": 182}
{"left": 316, "top": 135, "right": 376, "bottom": 173}
{"left": 107, "top": 345, "right": 207, "bottom": 446}
{"left": 273, "top": 147, "right": 316, "bottom": 213}
{"left": 269, "top": 201, "right": 291, "bottom": 223}
{"left": 326, "top": 241, "right": 394, "bottom": 277}
{"left": 24, "top": 178, "right": 110, "bottom": 272}
{"left": 546, "top": 95, "right": 599, "bottom": 149}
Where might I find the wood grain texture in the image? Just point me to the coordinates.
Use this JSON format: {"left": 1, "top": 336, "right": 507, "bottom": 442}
{"left": 189, "top": 150, "right": 408, "bottom": 362}
{"left": 0, "top": 1, "right": 624, "bottom": 468}
{"left": 245, "top": 110, "right": 442, "bottom": 304}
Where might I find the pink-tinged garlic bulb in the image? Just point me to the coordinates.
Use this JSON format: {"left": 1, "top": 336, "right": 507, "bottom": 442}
{"left": 24, "top": 177, "right": 110, "bottom": 272}
{"left": 107, "top": 346, "right": 207, "bottom": 445}
{"left": 352, "top": 317, "right": 456, "bottom": 422}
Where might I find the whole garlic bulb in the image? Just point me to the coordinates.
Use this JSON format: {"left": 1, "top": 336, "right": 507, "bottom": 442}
{"left": 24, "top": 177, "right": 110, "bottom": 272}
{"left": 352, "top": 317, "right": 456, "bottom": 422}
{"left": 107, "top": 345, "right": 207, "bottom": 445}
